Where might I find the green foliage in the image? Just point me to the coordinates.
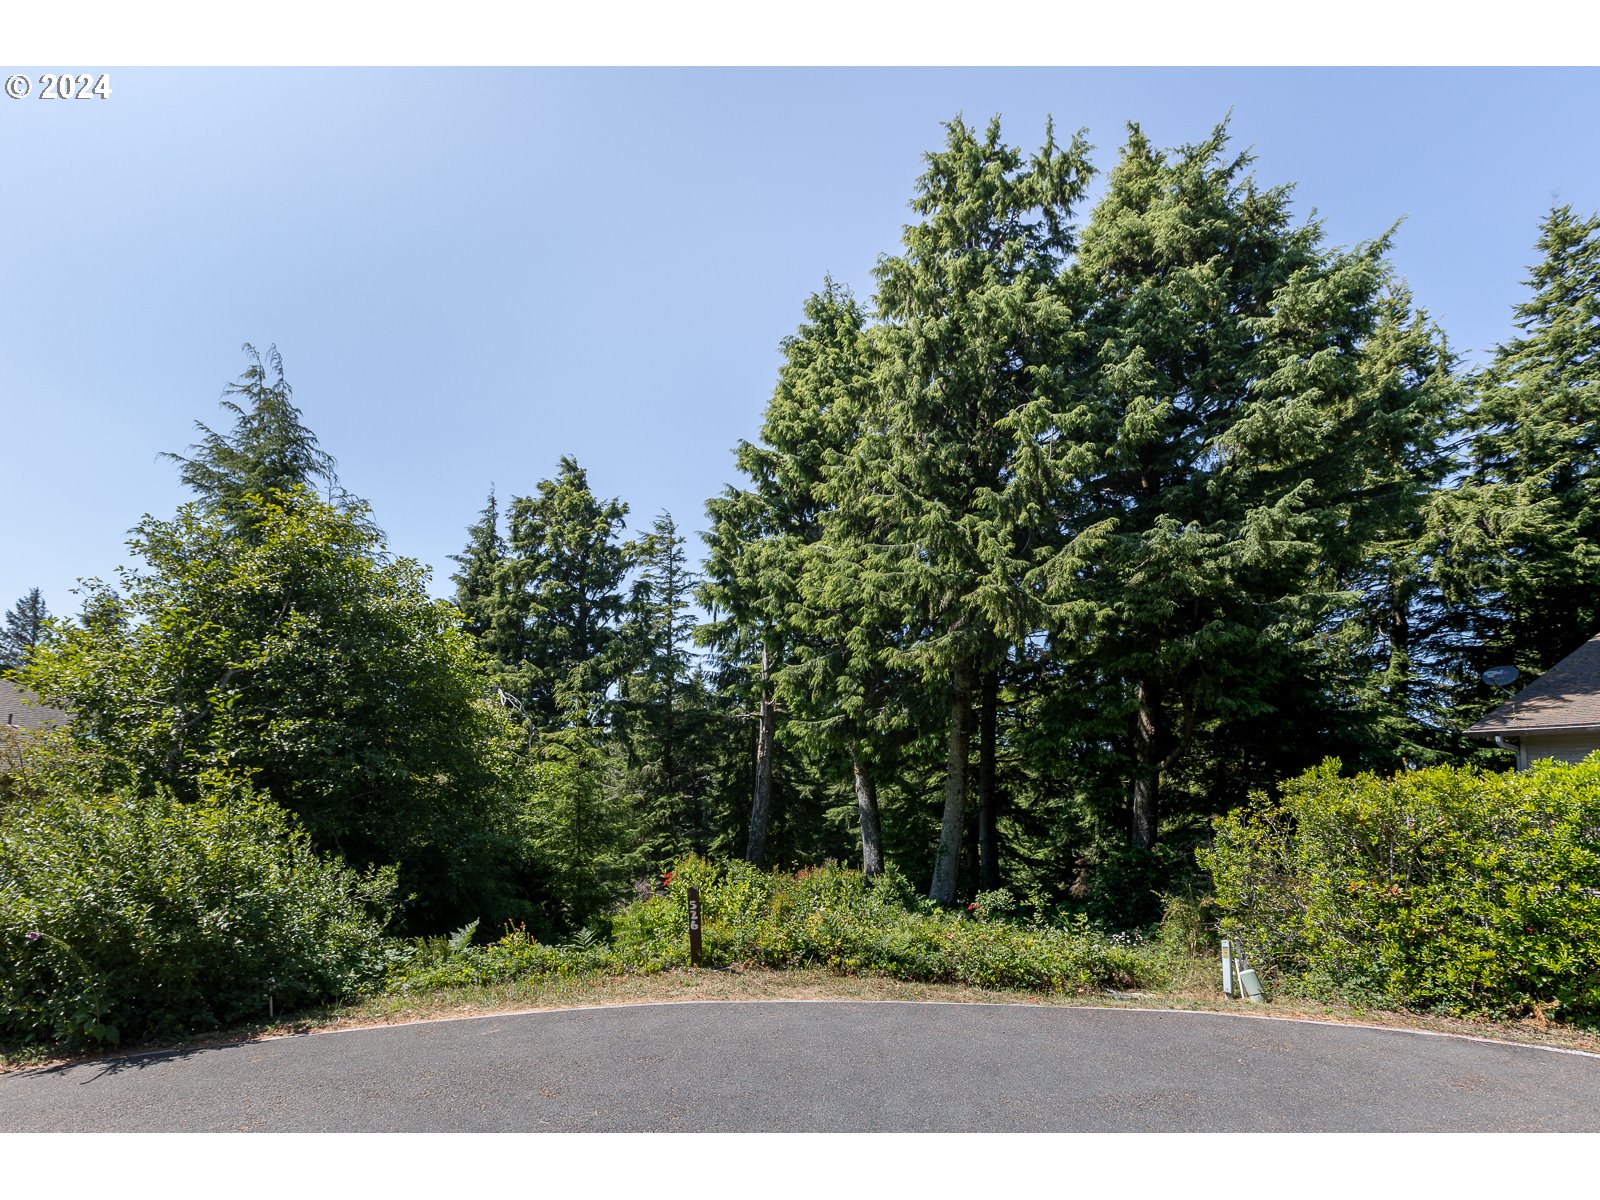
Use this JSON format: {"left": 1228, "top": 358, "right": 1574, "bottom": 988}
{"left": 504, "top": 456, "right": 633, "bottom": 725}
{"left": 0, "top": 588, "right": 50, "bottom": 675}
{"left": 522, "top": 718, "right": 639, "bottom": 934}
{"left": 967, "top": 888, "right": 1017, "bottom": 922}
{"left": 389, "top": 856, "right": 1151, "bottom": 996}
{"left": 1202, "top": 757, "right": 1600, "bottom": 1023}
{"left": 389, "top": 923, "right": 621, "bottom": 993}
{"left": 407, "top": 920, "right": 484, "bottom": 972}
{"left": 1154, "top": 891, "right": 1218, "bottom": 961}
{"left": 18, "top": 490, "right": 528, "bottom": 933}
{"left": 1078, "top": 843, "right": 1203, "bottom": 931}
{"left": 618, "top": 511, "right": 722, "bottom": 860}
{"left": 1455, "top": 205, "right": 1600, "bottom": 683}
{"left": 0, "top": 726, "right": 102, "bottom": 810}
{"left": 449, "top": 490, "right": 523, "bottom": 671}
{"left": 608, "top": 857, "right": 1150, "bottom": 991}
{"left": 1, "top": 784, "right": 394, "bottom": 1049}
{"left": 163, "top": 343, "right": 369, "bottom": 536}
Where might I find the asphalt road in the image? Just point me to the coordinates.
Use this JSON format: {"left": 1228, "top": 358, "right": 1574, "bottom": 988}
{"left": 4, "top": 1001, "right": 1599, "bottom": 1131}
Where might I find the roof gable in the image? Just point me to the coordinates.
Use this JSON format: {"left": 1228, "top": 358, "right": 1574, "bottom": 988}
{"left": 1467, "top": 632, "right": 1600, "bottom": 737}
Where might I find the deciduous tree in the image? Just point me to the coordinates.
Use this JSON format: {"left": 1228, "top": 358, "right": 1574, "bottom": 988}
{"left": 19, "top": 491, "right": 527, "bottom": 932}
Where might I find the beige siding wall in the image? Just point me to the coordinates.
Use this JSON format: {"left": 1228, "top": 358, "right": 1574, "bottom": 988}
{"left": 1518, "top": 734, "right": 1600, "bottom": 770}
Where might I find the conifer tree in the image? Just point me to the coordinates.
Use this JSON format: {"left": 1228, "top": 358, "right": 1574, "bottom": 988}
{"left": 525, "top": 711, "right": 639, "bottom": 932}
{"left": 504, "top": 457, "right": 632, "bottom": 726}
{"left": 863, "top": 116, "right": 1094, "bottom": 903}
{"left": 164, "top": 344, "right": 367, "bottom": 534}
{"left": 702, "top": 281, "right": 906, "bottom": 871}
{"left": 1319, "top": 285, "right": 1468, "bottom": 767}
{"left": 697, "top": 484, "right": 775, "bottom": 863}
{"left": 0, "top": 588, "right": 50, "bottom": 674}
{"left": 1461, "top": 205, "right": 1600, "bottom": 675}
{"left": 449, "top": 489, "right": 524, "bottom": 671}
{"left": 1056, "top": 122, "right": 1403, "bottom": 852}
{"left": 766, "top": 287, "right": 907, "bottom": 875}
{"left": 619, "top": 511, "right": 710, "bottom": 856}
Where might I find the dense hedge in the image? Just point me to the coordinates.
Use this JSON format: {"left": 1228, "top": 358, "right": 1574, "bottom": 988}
{"left": 392, "top": 856, "right": 1152, "bottom": 995}
{"left": 1201, "top": 756, "right": 1600, "bottom": 1022}
{"left": 1, "top": 787, "right": 397, "bottom": 1048}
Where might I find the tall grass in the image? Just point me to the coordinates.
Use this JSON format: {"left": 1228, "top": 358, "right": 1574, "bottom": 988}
{"left": 391, "top": 856, "right": 1156, "bottom": 996}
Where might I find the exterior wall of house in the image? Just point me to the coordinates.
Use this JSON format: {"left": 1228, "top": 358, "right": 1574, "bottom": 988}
{"left": 0, "top": 680, "right": 69, "bottom": 732}
{"left": 1517, "top": 733, "right": 1600, "bottom": 770}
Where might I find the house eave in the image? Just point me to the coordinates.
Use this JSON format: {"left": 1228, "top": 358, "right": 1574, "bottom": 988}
{"left": 1465, "top": 724, "right": 1600, "bottom": 740}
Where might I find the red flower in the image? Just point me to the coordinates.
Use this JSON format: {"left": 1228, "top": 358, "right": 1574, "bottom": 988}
{"left": 967, "top": 904, "right": 975, "bottom": 911}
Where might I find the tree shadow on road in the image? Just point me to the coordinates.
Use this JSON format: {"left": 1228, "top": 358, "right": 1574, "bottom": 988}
{"left": 9, "top": 1022, "right": 321, "bottom": 1084}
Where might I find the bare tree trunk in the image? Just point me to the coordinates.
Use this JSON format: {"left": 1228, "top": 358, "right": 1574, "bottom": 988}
{"left": 1130, "top": 675, "right": 1160, "bottom": 851}
{"left": 746, "top": 642, "right": 775, "bottom": 866}
{"left": 930, "top": 658, "right": 974, "bottom": 904}
{"left": 964, "top": 804, "right": 979, "bottom": 896}
{"left": 977, "top": 668, "right": 1000, "bottom": 891}
{"left": 851, "top": 740, "right": 883, "bottom": 876}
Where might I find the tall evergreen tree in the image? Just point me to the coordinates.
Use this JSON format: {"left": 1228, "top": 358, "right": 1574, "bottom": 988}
{"left": 504, "top": 457, "right": 632, "bottom": 726}
{"left": 1460, "top": 205, "right": 1600, "bottom": 676}
{"left": 1317, "top": 284, "right": 1468, "bottom": 768}
{"left": 702, "top": 281, "right": 909, "bottom": 871}
{"left": 0, "top": 588, "right": 51, "bottom": 674}
{"left": 525, "top": 714, "right": 640, "bottom": 932}
{"left": 619, "top": 510, "right": 711, "bottom": 857}
{"left": 765, "top": 286, "right": 909, "bottom": 876}
{"left": 1055, "top": 121, "right": 1403, "bottom": 853}
{"left": 862, "top": 115, "right": 1094, "bottom": 903}
{"left": 164, "top": 344, "right": 366, "bottom": 534}
{"left": 449, "top": 488, "right": 524, "bottom": 671}
{"left": 697, "top": 483, "right": 777, "bottom": 864}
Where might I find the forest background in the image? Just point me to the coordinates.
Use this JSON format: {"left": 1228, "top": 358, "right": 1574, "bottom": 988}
{"left": 7, "top": 107, "right": 1597, "bottom": 934}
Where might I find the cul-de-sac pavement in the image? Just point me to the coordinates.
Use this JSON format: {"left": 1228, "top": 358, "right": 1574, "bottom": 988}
{"left": 5, "top": 1002, "right": 1599, "bottom": 1132}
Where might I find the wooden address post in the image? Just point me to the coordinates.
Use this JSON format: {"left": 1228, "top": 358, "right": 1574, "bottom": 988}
{"left": 687, "top": 886, "right": 702, "bottom": 968}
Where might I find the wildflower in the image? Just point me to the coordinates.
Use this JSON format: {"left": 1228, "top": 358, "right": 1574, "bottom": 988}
{"left": 25, "top": 931, "right": 42, "bottom": 942}
{"left": 967, "top": 904, "right": 975, "bottom": 911}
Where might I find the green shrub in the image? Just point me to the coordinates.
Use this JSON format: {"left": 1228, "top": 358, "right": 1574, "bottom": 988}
{"left": 1, "top": 786, "right": 396, "bottom": 1049}
{"left": 1201, "top": 756, "right": 1600, "bottom": 1023}
{"left": 389, "top": 925, "right": 621, "bottom": 992}
{"left": 1080, "top": 842, "right": 1204, "bottom": 930}
{"left": 386, "top": 855, "right": 1155, "bottom": 997}
{"left": 609, "top": 856, "right": 1151, "bottom": 991}
{"left": 1154, "top": 891, "right": 1218, "bottom": 960}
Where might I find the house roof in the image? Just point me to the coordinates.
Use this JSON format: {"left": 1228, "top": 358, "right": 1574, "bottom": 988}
{"left": 0, "top": 679, "right": 70, "bottom": 732}
{"left": 1467, "top": 631, "right": 1600, "bottom": 738}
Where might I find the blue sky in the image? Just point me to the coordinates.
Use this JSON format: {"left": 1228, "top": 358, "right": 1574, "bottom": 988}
{"left": 3, "top": 67, "right": 1598, "bottom": 623}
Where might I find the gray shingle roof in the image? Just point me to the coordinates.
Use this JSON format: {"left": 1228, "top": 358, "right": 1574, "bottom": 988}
{"left": 1467, "top": 631, "right": 1600, "bottom": 737}
{"left": 0, "top": 679, "right": 70, "bottom": 732}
